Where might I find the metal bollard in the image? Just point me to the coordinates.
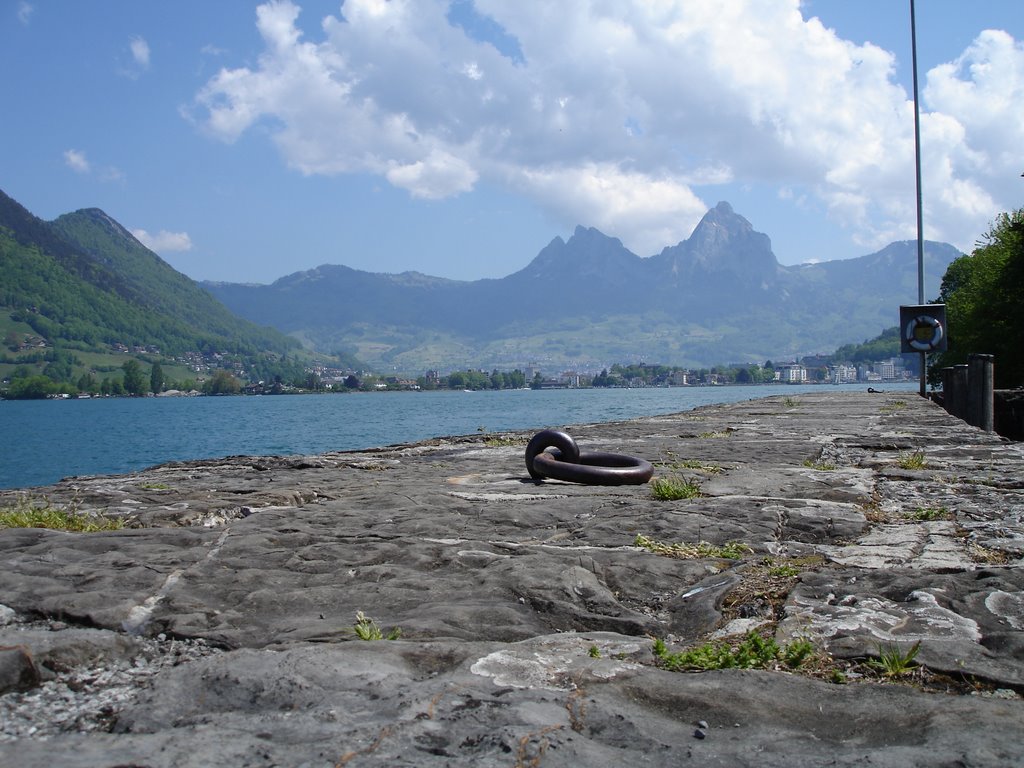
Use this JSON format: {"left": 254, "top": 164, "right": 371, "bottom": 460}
{"left": 967, "top": 354, "right": 994, "bottom": 432}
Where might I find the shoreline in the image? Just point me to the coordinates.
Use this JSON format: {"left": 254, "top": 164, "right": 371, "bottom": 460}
{"left": 0, "top": 383, "right": 918, "bottom": 491}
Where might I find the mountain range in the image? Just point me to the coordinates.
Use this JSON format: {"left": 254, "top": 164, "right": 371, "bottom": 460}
{"left": 204, "top": 202, "right": 961, "bottom": 371}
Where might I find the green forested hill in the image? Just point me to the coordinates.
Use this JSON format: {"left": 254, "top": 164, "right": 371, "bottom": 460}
{"left": 0, "top": 189, "right": 307, "bottom": 393}
{"left": 47, "top": 206, "right": 300, "bottom": 355}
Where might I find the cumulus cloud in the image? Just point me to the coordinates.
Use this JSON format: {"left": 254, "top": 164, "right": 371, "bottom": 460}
{"left": 190, "top": 0, "right": 1023, "bottom": 256}
{"left": 63, "top": 149, "right": 91, "bottom": 174}
{"left": 132, "top": 229, "right": 193, "bottom": 252}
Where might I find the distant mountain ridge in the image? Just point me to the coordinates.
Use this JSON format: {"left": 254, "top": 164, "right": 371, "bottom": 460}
{"left": 0, "top": 189, "right": 299, "bottom": 362}
{"left": 204, "top": 202, "right": 961, "bottom": 370}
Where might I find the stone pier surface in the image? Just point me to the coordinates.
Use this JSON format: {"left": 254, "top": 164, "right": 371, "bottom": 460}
{"left": 1, "top": 391, "right": 1022, "bottom": 766}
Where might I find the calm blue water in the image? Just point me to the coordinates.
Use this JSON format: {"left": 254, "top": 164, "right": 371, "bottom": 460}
{"left": 0, "top": 383, "right": 915, "bottom": 489}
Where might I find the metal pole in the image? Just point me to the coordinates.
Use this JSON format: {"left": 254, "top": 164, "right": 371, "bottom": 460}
{"left": 911, "top": 0, "right": 927, "bottom": 397}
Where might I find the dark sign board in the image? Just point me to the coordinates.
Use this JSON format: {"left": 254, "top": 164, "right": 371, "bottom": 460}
{"left": 899, "top": 304, "right": 948, "bottom": 353}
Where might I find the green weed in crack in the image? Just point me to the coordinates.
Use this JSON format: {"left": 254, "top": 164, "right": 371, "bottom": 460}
{"left": 868, "top": 641, "right": 921, "bottom": 677}
{"left": 649, "top": 475, "right": 703, "bottom": 501}
{"left": 352, "top": 611, "right": 402, "bottom": 641}
{"left": 653, "top": 631, "right": 814, "bottom": 672}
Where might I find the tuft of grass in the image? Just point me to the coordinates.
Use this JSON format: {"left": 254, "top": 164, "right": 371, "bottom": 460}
{"left": 766, "top": 562, "right": 802, "bottom": 578}
{"left": 650, "top": 475, "right": 703, "bottom": 501}
{"left": 139, "top": 482, "right": 170, "bottom": 490}
{"left": 352, "top": 611, "right": 402, "bottom": 641}
{"left": 665, "top": 459, "right": 724, "bottom": 474}
{"left": 903, "top": 506, "right": 951, "bottom": 521}
{"left": 868, "top": 641, "right": 920, "bottom": 677}
{"left": 880, "top": 400, "right": 908, "bottom": 413}
{"left": 588, "top": 645, "right": 601, "bottom": 658}
{"left": 897, "top": 450, "right": 927, "bottom": 470}
{"left": 484, "top": 435, "right": 520, "bottom": 447}
{"left": 0, "top": 496, "right": 123, "bottom": 532}
{"left": 653, "top": 631, "right": 815, "bottom": 672}
{"left": 698, "top": 429, "right": 732, "bottom": 439}
{"left": 635, "top": 533, "right": 751, "bottom": 560}
{"left": 803, "top": 459, "right": 836, "bottom": 471}
{"left": 781, "top": 638, "right": 816, "bottom": 669}
{"left": 967, "top": 541, "right": 1009, "bottom": 565}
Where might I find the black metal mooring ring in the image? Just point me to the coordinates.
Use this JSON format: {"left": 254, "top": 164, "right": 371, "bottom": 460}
{"left": 525, "top": 429, "right": 579, "bottom": 481}
{"left": 525, "top": 429, "right": 653, "bottom": 486}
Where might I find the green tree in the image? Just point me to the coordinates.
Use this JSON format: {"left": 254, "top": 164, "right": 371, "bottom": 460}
{"left": 204, "top": 369, "right": 242, "bottom": 395}
{"left": 42, "top": 349, "right": 76, "bottom": 383}
{"left": 6, "top": 375, "right": 59, "bottom": 399}
{"left": 934, "top": 208, "right": 1024, "bottom": 388}
{"left": 149, "top": 362, "right": 164, "bottom": 394}
{"left": 122, "top": 359, "right": 147, "bottom": 395}
{"left": 76, "top": 373, "right": 98, "bottom": 394}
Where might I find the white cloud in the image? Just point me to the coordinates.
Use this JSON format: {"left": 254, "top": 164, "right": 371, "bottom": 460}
{"left": 191, "top": 0, "right": 1023, "bottom": 256}
{"left": 119, "top": 35, "right": 150, "bottom": 79}
{"left": 17, "top": 2, "right": 33, "bottom": 25}
{"left": 132, "top": 229, "right": 194, "bottom": 252}
{"left": 64, "top": 149, "right": 90, "bottom": 174}
{"left": 386, "top": 149, "right": 478, "bottom": 199}
{"left": 63, "top": 148, "right": 125, "bottom": 182}
{"left": 130, "top": 36, "right": 151, "bottom": 69}
{"left": 513, "top": 163, "right": 708, "bottom": 256}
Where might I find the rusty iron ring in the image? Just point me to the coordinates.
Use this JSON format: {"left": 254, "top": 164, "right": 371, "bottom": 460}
{"left": 525, "top": 429, "right": 653, "bottom": 486}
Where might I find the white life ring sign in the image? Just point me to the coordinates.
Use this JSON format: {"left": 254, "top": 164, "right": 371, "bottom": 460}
{"left": 906, "top": 314, "right": 944, "bottom": 351}
{"left": 899, "top": 304, "right": 947, "bottom": 353}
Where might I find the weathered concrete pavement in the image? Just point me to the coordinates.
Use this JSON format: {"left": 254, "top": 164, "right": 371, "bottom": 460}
{"left": 1, "top": 391, "right": 1022, "bottom": 766}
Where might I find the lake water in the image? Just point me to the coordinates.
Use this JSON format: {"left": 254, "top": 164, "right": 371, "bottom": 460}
{"left": 0, "top": 383, "right": 915, "bottom": 490}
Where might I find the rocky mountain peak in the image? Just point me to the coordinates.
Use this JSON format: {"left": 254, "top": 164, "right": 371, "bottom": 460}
{"left": 515, "top": 226, "right": 638, "bottom": 283}
{"left": 687, "top": 202, "right": 765, "bottom": 264}
{"left": 649, "top": 200, "right": 779, "bottom": 294}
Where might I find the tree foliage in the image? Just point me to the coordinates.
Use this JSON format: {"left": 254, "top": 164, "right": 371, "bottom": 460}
{"left": 829, "top": 327, "right": 901, "bottom": 365}
{"left": 429, "top": 369, "right": 527, "bottom": 390}
{"left": 203, "top": 369, "right": 242, "bottom": 395}
{"left": 149, "top": 362, "right": 164, "bottom": 394}
{"left": 122, "top": 359, "right": 147, "bottom": 396}
{"left": 933, "top": 209, "right": 1024, "bottom": 388}
{"left": 6, "top": 375, "right": 60, "bottom": 399}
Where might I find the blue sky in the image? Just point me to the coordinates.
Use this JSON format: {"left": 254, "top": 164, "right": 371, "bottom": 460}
{"left": 2, "top": 1, "right": 1021, "bottom": 284}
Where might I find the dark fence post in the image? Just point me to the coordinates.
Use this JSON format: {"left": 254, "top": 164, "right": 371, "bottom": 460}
{"left": 967, "top": 354, "right": 994, "bottom": 432}
{"left": 941, "top": 367, "right": 954, "bottom": 414}
{"left": 949, "top": 364, "right": 969, "bottom": 421}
